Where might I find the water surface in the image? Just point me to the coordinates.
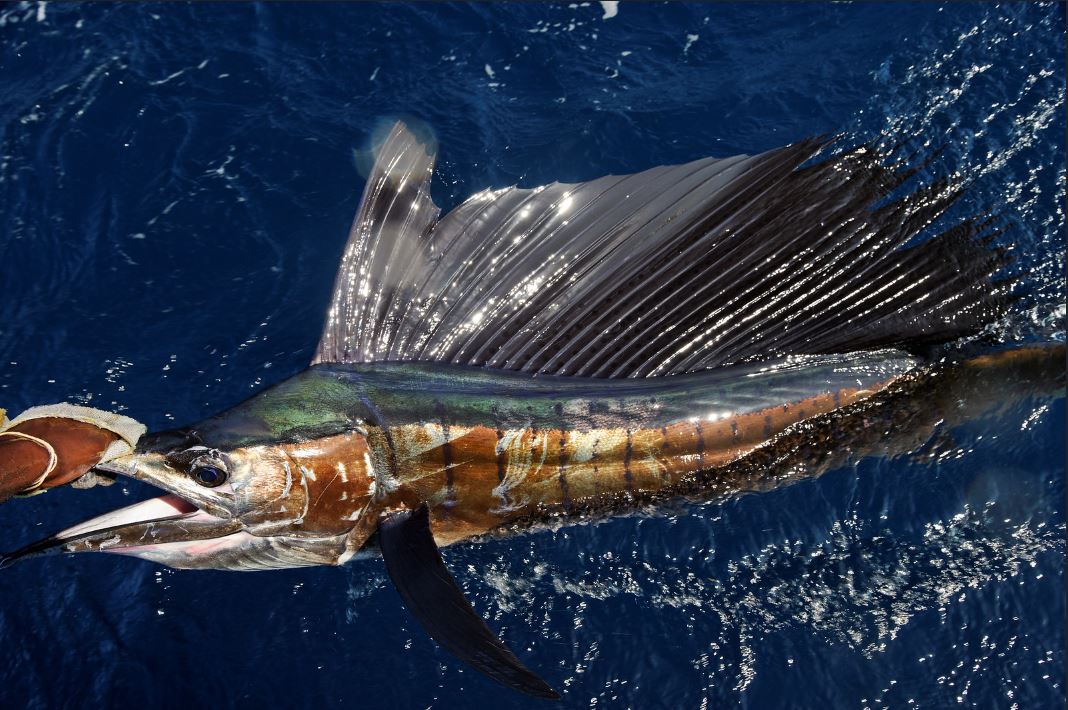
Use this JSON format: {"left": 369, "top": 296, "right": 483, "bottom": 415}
{"left": 0, "top": 3, "right": 1064, "bottom": 708}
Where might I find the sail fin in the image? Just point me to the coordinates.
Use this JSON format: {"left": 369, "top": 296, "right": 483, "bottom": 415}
{"left": 315, "top": 122, "right": 1012, "bottom": 375}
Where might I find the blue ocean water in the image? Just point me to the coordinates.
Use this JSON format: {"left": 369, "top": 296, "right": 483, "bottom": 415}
{"left": 0, "top": 2, "right": 1064, "bottom": 707}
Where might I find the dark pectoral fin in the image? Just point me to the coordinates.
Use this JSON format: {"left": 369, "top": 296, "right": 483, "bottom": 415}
{"left": 378, "top": 504, "right": 560, "bottom": 700}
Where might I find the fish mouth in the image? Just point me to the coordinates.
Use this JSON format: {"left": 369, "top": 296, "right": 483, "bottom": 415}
{"left": 0, "top": 461, "right": 241, "bottom": 569}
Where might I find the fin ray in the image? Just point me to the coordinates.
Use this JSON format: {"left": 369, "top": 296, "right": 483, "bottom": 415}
{"left": 314, "top": 122, "right": 440, "bottom": 365}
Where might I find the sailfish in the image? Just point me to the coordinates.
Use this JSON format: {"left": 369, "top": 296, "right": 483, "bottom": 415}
{"left": 5, "top": 122, "right": 1057, "bottom": 699}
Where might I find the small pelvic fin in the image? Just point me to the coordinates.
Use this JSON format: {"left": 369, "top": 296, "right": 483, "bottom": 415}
{"left": 377, "top": 504, "right": 560, "bottom": 700}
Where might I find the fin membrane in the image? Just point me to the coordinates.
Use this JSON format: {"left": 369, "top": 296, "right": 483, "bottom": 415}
{"left": 377, "top": 504, "right": 560, "bottom": 700}
{"left": 315, "top": 122, "right": 1013, "bottom": 375}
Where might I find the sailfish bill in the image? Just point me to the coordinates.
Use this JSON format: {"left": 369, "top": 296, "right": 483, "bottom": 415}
{"left": 3, "top": 120, "right": 1037, "bottom": 698}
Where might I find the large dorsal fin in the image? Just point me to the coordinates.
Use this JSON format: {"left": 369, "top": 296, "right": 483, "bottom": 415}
{"left": 314, "top": 122, "right": 1011, "bottom": 375}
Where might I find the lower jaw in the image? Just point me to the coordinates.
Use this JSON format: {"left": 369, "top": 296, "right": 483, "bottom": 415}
{"left": 107, "top": 530, "right": 257, "bottom": 560}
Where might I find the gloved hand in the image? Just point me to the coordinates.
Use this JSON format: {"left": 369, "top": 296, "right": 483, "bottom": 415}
{"left": 0, "top": 405, "right": 145, "bottom": 503}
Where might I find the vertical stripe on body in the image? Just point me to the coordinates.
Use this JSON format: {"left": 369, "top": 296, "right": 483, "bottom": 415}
{"left": 380, "top": 381, "right": 889, "bottom": 545}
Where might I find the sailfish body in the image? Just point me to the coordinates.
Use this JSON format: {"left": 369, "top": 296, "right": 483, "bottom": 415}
{"left": 6, "top": 122, "right": 1036, "bottom": 698}
{"left": 163, "top": 351, "right": 915, "bottom": 565}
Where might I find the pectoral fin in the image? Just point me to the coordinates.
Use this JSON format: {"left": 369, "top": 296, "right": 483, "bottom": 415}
{"left": 378, "top": 504, "right": 560, "bottom": 700}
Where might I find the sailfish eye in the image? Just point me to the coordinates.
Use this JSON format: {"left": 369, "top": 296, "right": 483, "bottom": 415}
{"left": 192, "top": 465, "right": 228, "bottom": 488}
{"left": 166, "top": 446, "right": 232, "bottom": 488}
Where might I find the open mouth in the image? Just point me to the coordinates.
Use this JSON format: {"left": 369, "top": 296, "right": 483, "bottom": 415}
{"left": 0, "top": 464, "right": 240, "bottom": 569}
